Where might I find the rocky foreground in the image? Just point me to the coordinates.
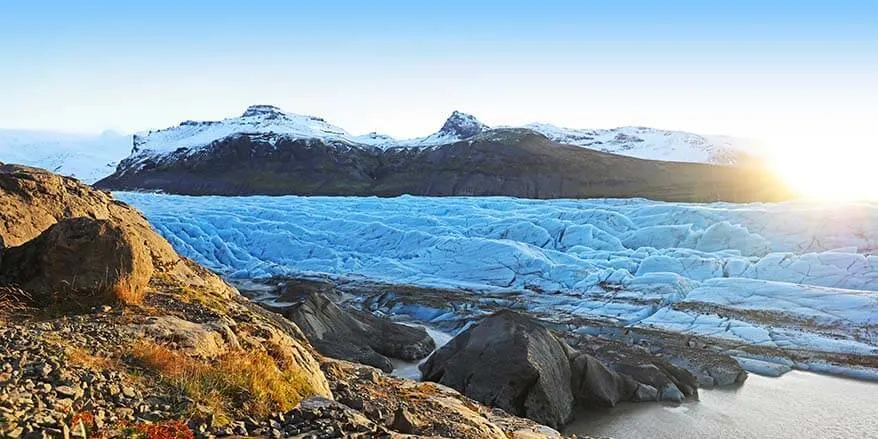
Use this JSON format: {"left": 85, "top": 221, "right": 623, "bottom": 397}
{"left": 243, "top": 278, "right": 754, "bottom": 431}
{"left": 0, "top": 164, "right": 575, "bottom": 438}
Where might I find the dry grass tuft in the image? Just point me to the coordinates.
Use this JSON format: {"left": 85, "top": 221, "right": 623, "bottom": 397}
{"left": 113, "top": 279, "right": 147, "bottom": 305}
{"left": 148, "top": 272, "right": 229, "bottom": 314}
{"left": 129, "top": 342, "right": 315, "bottom": 424}
{"left": 131, "top": 343, "right": 187, "bottom": 375}
{"left": 0, "top": 286, "right": 33, "bottom": 321}
{"left": 65, "top": 345, "right": 119, "bottom": 371}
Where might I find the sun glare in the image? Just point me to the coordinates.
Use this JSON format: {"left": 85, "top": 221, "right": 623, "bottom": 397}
{"left": 768, "top": 143, "right": 877, "bottom": 201}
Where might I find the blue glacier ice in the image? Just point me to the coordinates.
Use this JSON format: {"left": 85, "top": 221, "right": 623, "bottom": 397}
{"left": 116, "top": 193, "right": 878, "bottom": 370}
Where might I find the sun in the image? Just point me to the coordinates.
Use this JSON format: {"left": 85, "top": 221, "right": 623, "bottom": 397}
{"left": 766, "top": 140, "right": 877, "bottom": 201}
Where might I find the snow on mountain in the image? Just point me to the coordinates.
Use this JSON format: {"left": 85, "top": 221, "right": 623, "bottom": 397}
{"left": 0, "top": 129, "right": 131, "bottom": 183}
{"left": 129, "top": 106, "right": 489, "bottom": 158}
{"left": 402, "top": 111, "right": 488, "bottom": 147}
{"left": 351, "top": 132, "right": 397, "bottom": 146}
{"left": 123, "top": 104, "right": 753, "bottom": 166}
{"left": 133, "top": 105, "right": 358, "bottom": 156}
{"left": 0, "top": 106, "right": 757, "bottom": 185}
{"left": 524, "top": 123, "right": 748, "bottom": 164}
{"left": 355, "top": 111, "right": 488, "bottom": 148}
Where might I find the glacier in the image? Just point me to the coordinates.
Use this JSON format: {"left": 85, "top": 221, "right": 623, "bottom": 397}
{"left": 116, "top": 193, "right": 878, "bottom": 376}
{"left": 0, "top": 129, "right": 131, "bottom": 183}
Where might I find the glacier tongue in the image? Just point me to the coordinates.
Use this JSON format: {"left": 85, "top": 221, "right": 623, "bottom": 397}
{"left": 117, "top": 193, "right": 878, "bottom": 374}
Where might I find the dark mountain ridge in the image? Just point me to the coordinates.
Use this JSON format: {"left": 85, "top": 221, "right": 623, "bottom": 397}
{"left": 96, "top": 128, "right": 790, "bottom": 202}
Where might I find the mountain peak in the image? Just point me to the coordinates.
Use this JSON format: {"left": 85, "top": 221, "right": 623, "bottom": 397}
{"left": 242, "top": 105, "right": 286, "bottom": 118}
{"left": 438, "top": 111, "right": 487, "bottom": 139}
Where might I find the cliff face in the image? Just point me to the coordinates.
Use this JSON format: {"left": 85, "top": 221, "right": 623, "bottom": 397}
{"left": 96, "top": 130, "right": 790, "bottom": 202}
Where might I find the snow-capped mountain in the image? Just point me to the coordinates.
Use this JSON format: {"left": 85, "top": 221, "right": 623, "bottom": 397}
{"left": 125, "top": 105, "right": 751, "bottom": 166}
{"left": 1, "top": 105, "right": 756, "bottom": 186}
{"left": 524, "top": 123, "right": 748, "bottom": 164}
{"left": 406, "top": 111, "right": 488, "bottom": 147}
{"left": 133, "top": 105, "right": 359, "bottom": 155}
{"left": 349, "top": 111, "right": 487, "bottom": 148}
{"left": 0, "top": 129, "right": 131, "bottom": 183}
{"left": 98, "top": 104, "right": 788, "bottom": 201}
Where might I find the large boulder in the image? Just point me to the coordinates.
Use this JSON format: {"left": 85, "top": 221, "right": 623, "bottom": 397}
{"left": 264, "top": 280, "right": 435, "bottom": 372}
{"left": 568, "top": 352, "right": 641, "bottom": 406}
{"left": 0, "top": 217, "right": 153, "bottom": 306}
{"left": 0, "top": 164, "right": 130, "bottom": 247}
{"left": 0, "top": 164, "right": 236, "bottom": 300}
{"left": 575, "top": 337, "right": 700, "bottom": 403}
{"left": 419, "top": 310, "right": 704, "bottom": 428}
{"left": 419, "top": 310, "right": 575, "bottom": 429}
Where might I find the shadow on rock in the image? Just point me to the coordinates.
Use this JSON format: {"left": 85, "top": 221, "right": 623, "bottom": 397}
{"left": 420, "top": 310, "right": 700, "bottom": 429}
{"left": 260, "top": 279, "right": 436, "bottom": 372}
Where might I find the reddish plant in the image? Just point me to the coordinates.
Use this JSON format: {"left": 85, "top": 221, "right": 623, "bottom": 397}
{"left": 69, "top": 411, "right": 96, "bottom": 435}
{"left": 134, "top": 421, "right": 195, "bottom": 439}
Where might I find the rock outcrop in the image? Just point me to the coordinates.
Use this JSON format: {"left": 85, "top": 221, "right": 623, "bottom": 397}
{"left": 0, "top": 165, "right": 329, "bottom": 415}
{"left": 568, "top": 352, "right": 641, "bottom": 406}
{"left": 421, "top": 310, "right": 700, "bottom": 428}
{"left": 575, "top": 340, "right": 699, "bottom": 402}
{"left": 0, "top": 217, "right": 153, "bottom": 306}
{"left": 0, "top": 164, "right": 234, "bottom": 302}
{"left": 323, "top": 360, "right": 567, "bottom": 438}
{"left": 259, "top": 279, "right": 436, "bottom": 372}
{"left": 435, "top": 111, "right": 487, "bottom": 139}
{"left": 420, "top": 310, "right": 575, "bottom": 429}
{"left": 564, "top": 328, "right": 748, "bottom": 390}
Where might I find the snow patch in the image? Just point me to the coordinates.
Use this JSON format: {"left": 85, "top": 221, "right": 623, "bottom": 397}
{"left": 524, "top": 123, "right": 752, "bottom": 164}
{"left": 0, "top": 129, "right": 131, "bottom": 183}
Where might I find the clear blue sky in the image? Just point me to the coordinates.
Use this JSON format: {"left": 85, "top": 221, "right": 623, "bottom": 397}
{"left": 1, "top": 0, "right": 876, "bottom": 150}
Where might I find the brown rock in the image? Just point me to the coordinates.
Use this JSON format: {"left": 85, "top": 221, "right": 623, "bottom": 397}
{"left": 134, "top": 316, "right": 233, "bottom": 359}
{"left": 390, "top": 407, "right": 421, "bottom": 434}
{"left": 0, "top": 164, "right": 237, "bottom": 301}
{"left": 322, "top": 359, "right": 563, "bottom": 439}
{"left": 0, "top": 217, "right": 152, "bottom": 306}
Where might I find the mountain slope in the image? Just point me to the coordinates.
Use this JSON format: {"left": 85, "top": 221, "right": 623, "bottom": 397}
{"left": 2, "top": 106, "right": 757, "bottom": 185}
{"left": 133, "top": 105, "right": 359, "bottom": 156}
{"left": 97, "top": 126, "right": 789, "bottom": 202}
{"left": 524, "top": 123, "right": 750, "bottom": 164}
{"left": 0, "top": 129, "right": 131, "bottom": 183}
{"left": 114, "top": 105, "right": 753, "bottom": 171}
